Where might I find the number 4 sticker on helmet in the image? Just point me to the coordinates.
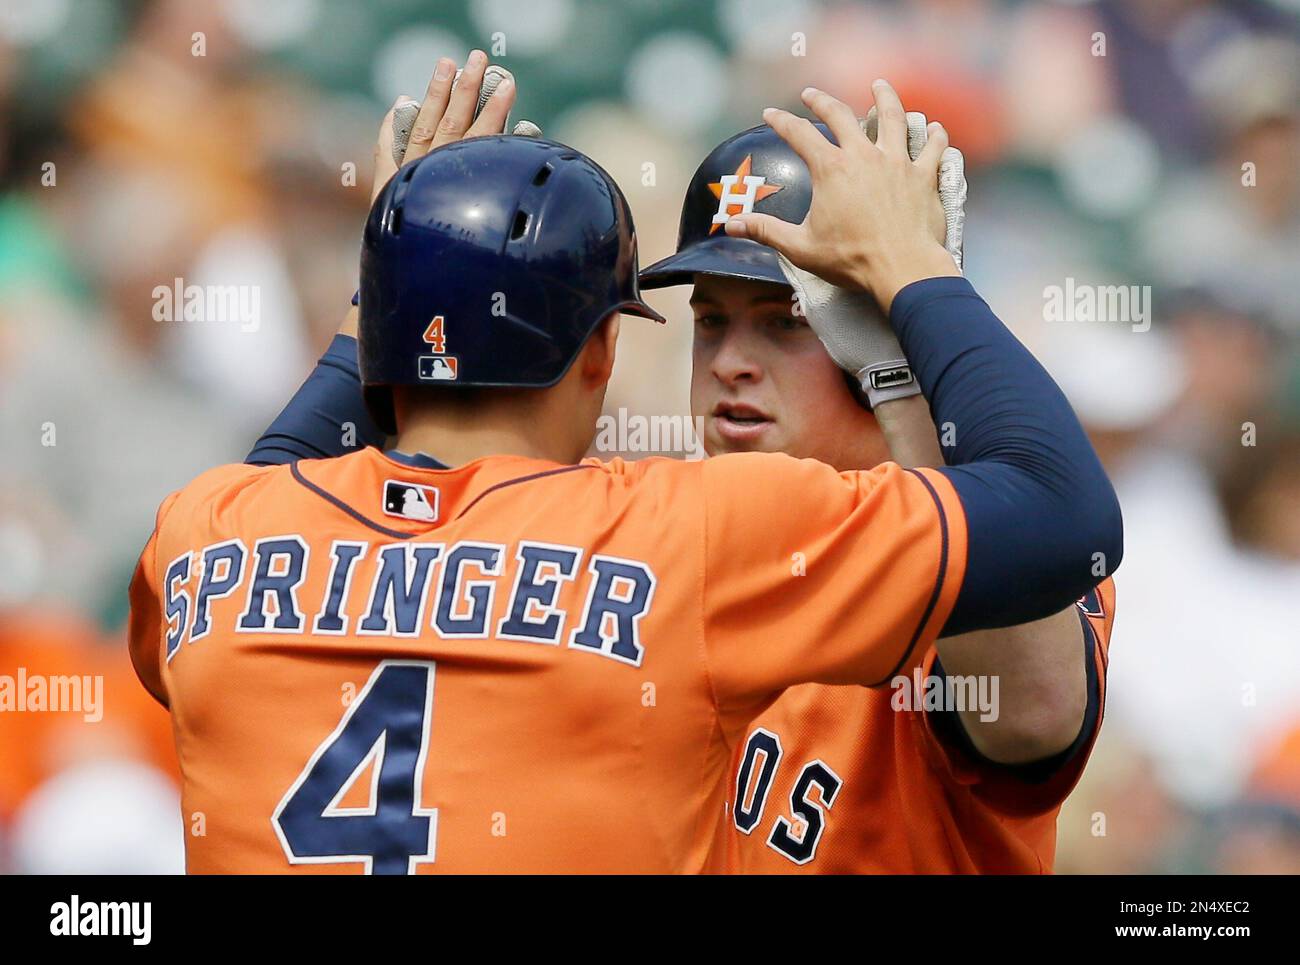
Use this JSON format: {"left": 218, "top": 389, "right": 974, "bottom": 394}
{"left": 422, "top": 316, "right": 447, "bottom": 354}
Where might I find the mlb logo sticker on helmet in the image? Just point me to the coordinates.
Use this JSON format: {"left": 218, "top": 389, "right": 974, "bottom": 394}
{"left": 418, "top": 356, "right": 459, "bottom": 381}
{"left": 382, "top": 480, "right": 439, "bottom": 521}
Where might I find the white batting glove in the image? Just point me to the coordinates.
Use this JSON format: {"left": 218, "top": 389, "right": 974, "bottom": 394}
{"left": 778, "top": 254, "right": 919, "bottom": 406}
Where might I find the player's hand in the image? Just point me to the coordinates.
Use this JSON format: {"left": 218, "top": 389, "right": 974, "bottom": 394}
{"left": 724, "top": 81, "right": 960, "bottom": 313}
{"left": 772, "top": 102, "right": 968, "bottom": 405}
{"left": 861, "top": 104, "right": 967, "bottom": 272}
{"left": 370, "top": 50, "right": 518, "bottom": 202}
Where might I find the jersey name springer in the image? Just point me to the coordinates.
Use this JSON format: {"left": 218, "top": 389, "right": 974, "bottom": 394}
{"left": 162, "top": 536, "right": 656, "bottom": 667}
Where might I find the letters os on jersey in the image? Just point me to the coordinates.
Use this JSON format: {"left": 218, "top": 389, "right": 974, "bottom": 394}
{"left": 129, "top": 447, "right": 967, "bottom": 873}
{"left": 721, "top": 580, "right": 1116, "bottom": 873}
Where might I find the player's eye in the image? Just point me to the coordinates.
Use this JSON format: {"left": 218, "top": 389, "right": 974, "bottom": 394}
{"left": 768, "top": 314, "right": 806, "bottom": 333}
{"left": 693, "top": 313, "right": 727, "bottom": 331}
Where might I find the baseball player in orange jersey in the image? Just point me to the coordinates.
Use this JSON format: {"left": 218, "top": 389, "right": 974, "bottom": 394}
{"left": 640, "top": 107, "right": 1113, "bottom": 873}
{"left": 129, "top": 57, "right": 1122, "bottom": 873}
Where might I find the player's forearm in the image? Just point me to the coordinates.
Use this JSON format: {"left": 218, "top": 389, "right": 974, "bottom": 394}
{"left": 871, "top": 393, "right": 943, "bottom": 468}
{"left": 244, "top": 328, "right": 382, "bottom": 465}
{"left": 890, "top": 277, "right": 1122, "bottom": 634}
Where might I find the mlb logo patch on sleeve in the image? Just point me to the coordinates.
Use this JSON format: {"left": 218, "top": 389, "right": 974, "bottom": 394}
{"left": 383, "top": 480, "right": 440, "bottom": 521}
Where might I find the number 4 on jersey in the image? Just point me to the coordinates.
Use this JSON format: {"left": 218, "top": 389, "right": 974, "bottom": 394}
{"left": 273, "top": 660, "right": 438, "bottom": 875}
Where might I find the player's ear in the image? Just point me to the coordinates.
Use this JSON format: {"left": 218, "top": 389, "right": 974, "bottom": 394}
{"left": 581, "top": 313, "right": 620, "bottom": 387}
{"left": 601, "top": 314, "right": 620, "bottom": 370}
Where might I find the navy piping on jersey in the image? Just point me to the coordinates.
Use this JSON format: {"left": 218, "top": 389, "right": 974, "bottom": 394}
{"left": 288, "top": 457, "right": 603, "bottom": 537}
{"left": 869, "top": 468, "right": 952, "bottom": 687}
{"left": 455, "top": 464, "right": 602, "bottom": 520}
{"left": 386, "top": 450, "right": 449, "bottom": 470}
{"left": 289, "top": 462, "right": 415, "bottom": 539}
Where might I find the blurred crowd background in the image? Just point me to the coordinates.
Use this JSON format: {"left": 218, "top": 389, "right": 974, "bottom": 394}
{"left": 2, "top": 0, "right": 1299, "bottom": 874}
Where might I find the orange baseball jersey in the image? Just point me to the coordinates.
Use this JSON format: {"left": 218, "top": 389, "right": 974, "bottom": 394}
{"left": 128, "top": 446, "right": 967, "bottom": 873}
{"left": 717, "top": 578, "right": 1116, "bottom": 873}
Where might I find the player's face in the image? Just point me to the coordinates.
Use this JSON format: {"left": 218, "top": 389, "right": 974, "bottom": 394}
{"left": 690, "top": 275, "right": 887, "bottom": 470}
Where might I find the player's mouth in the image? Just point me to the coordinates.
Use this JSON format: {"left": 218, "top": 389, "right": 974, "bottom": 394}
{"left": 712, "top": 402, "right": 774, "bottom": 444}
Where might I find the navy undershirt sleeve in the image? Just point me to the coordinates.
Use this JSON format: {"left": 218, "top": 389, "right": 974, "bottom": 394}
{"left": 245, "top": 334, "right": 383, "bottom": 466}
{"left": 889, "top": 277, "right": 1123, "bottom": 635}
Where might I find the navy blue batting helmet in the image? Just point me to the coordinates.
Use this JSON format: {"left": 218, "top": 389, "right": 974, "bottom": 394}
{"left": 639, "top": 122, "right": 833, "bottom": 290}
{"left": 359, "top": 135, "right": 664, "bottom": 434}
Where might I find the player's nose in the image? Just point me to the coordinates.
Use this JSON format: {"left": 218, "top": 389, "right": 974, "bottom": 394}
{"left": 710, "top": 327, "right": 764, "bottom": 387}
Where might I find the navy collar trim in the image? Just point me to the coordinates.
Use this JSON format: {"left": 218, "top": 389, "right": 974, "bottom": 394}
{"left": 385, "top": 449, "right": 450, "bottom": 470}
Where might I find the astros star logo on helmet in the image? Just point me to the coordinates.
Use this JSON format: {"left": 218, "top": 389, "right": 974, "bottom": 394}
{"left": 709, "top": 155, "right": 782, "bottom": 234}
